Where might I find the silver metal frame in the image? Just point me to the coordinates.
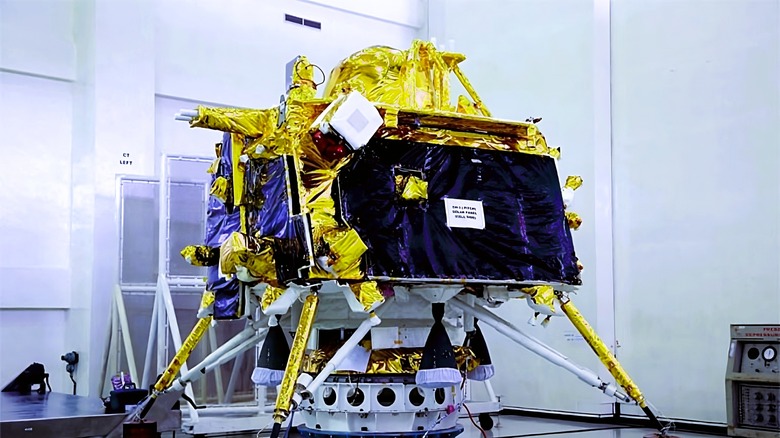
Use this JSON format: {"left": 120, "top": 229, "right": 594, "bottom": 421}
{"left": 118, "top": 176, "right": 159, "bottom": 288}
{"left": 113, "top": 155, "right": 274, "bottom": 435}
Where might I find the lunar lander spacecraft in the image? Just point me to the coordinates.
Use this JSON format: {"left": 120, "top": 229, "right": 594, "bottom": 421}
{"left": 131, "top": 40, "right": 667, "bottom": 438}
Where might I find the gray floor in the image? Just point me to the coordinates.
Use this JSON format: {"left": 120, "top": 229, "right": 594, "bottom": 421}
{"left": 1, "top": 392, "right": 726, "bottom": 438}
{"left": 457, "top": 415, "right": 723, "bottom": 438}
{"left": 173, "top": 415, "right": 725, "bottom": 438}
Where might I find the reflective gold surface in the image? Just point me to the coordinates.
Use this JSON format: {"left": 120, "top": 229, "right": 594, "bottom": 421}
{"left": 566, "top": 211, "right": 583, "bottom": 230}
{"left": 560, "top": 297, "right": 648, "bottom": 407}
{"left": 349, "top": 281, "right": 385, "bottom": 312}
{"left": 565, "top": 175, "right": 583, "bottom": 191}
{"left": 274, "top": 293, "right": 319, "bottom": 422}
{"left": 180, "top": 245, "right": 219, "bottom": 267}
{"left": 396, "top": 175, "right": 428, "bottom": 201}
{"left": 219, "top": 232, "right": 276, "bottom": 281}
{"left": 261, "top": 285, "right": 286, "bottom": 312}
{"left": 522, "top": 285, "right": 557, "bottom": 314}
{"left": 302, "top": 346, "right": 478, "bottom": 375}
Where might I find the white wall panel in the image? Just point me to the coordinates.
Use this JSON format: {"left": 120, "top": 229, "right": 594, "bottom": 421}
{"left": 0, "top": 309, "right": 70, "bottom": 393}
{"left": 0, "top": 0, "right": 77, "bottom": 80}
{"left": 155, "top": 0, "right": 420, "bottom": 108}
{"left": 612, "top": 0, "right": 780, "bottom": 423}
{"left": 155, "top": 95, "right": 225, "bottom": 161}
{"left": 431, "top": 0, "right": 612, "bottom": 414}
{"left": 299, "top": 0, "right": 424, "bottom": 29}
{"left": 0, "top": 72, "right": 72, "bottom": 308}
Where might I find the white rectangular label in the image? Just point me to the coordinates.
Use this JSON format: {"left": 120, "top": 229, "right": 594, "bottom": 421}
{"left": 444, "top": 198, "right": 485, "bottom": 229}
{"left": 371, "top": 327, "right": 429, "bottom": 349}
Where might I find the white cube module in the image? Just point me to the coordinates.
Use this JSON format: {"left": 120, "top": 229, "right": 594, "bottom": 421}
{"left": 326, "top": 91, "right": 384, "bottom": 151}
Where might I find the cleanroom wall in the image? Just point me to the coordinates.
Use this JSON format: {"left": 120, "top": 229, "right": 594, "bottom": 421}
{"left": 0, "top": 0, "right": 77, "bottom": 393}
{"left": 611, "top": 0, "right": 780, "bottom": 423}
{"left": 428, "top": 0, "right": 614, "bottom": 415}
{"left": 433, "top": 0, "right": 780, "bottom": 425}
{"left": 0, "top": 71, "right": 73, "bottom": 392}
{"left": 1, "top": 0, "right": 424, "bottom": 396}
{"left": 155, "top": 0, "right": 424, "bottom": 107}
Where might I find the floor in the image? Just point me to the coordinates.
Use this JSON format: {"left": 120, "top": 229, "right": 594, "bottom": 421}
{"left": 175, "top": 416, "right": 725, "bottom": 438}
{"left": 455, "top": 416, "right": 723, "bottom": 438}
{"left": 0, "top": 392, "right": 725, "bottom": 438}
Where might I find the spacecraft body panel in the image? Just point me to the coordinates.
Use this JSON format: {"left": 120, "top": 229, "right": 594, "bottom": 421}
{"left": 174, "top": 41, "right": 594, "bottom": 438}
{"left": 339, "top": 139, "right": 579, "bottom": 284}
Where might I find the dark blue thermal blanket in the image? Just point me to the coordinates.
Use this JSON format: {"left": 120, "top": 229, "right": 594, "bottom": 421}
{"left": 205, "top": 132, "right": 240, "bottom": 247}
{"left": 337, "top": 139, "right": 581, "bottom": 285}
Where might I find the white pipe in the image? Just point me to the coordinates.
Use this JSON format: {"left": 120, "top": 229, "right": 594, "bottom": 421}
{"left": 98, "top": 305, "right": 114, "bottom": 397}
{"left": 224, "top": 349, "right": 245, "bottom": 403}
{"left": 180, "top": 109, "right": 198, "bottom": 117}
{"left": 179, "top": 327, "right": 255, "bottom": 377}
{"left": 114, "top": 286, "right": 139, "bottom": 385}
{"left": 169, "top": 328, "right": 266, "bottom": 392}
{"left": 263, "top": 286, "right": 304, "bottom": 315}
{"left": 194, "top": 406, "right": 268, "bottom": 416}
{"left": 159, "top": 277, "right": 199, "bottom": 422}
{"left": 167, "top": 277, "right": 207, "bottom": 287}
{"left": 484, "top": 379, "right": 497, "bottom": 403}
{"left": 207, "top": 326, "right": 225, "bottom": 404}
{"left": 450, "top": 297, "right": 605, "bottom": 390}
{"left": 204, "top": 333, "right": 264, "bottom": 372}
{"left": 107, "top": 301, "right": 119, "bottom": 391}
{"left": 156, "top": 157, "right": 169, "bottom": 375}
{"left": 141, "top": 293, "right": 159, "bottom": 389}
{"left": 301, "top": 313, "right": 381, "bottom": 399}
{"left": 155, "top": 284, "right": 167, "bottom": 375}
{"left": 157, "top": 156, "right": 168, "bottom": 290}
{"left": 175, "top": 115, "right": 192, "bottom": 121}
{"left": 122, "top": 285, "right": 157, "bottom": 293}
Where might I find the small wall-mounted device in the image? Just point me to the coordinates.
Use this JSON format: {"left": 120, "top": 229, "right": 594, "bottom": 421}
{"left": 61, "top": 351, "right": 79, "bottom": 395}
{"left": 726, "top": 324, "right": 779, "bottom": 437}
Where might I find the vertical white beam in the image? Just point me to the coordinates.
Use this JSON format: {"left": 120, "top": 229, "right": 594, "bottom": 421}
{"left": 141, "top": 291, "right": 158, "bottom": 389}
{"left": 68, "top": 0, "right": 97, "bottom": 397}
{"left": 98, "top": 299, "right": 114, "bottom": 397}
{"left": 157, "top": 156, "right": 169, "bottom": 373}
{"left": 156, "top": 282, "right": 167, "bottom": 373}
{"left": 66, "top": 0, "right": 157, "bottom": 397}
{"left": 160, "top": 276, "right": 198, "bottom": 422}
{"left": 106, "top": 299, "right": 119, "bottom": 393}
{"left": 113, "top": 286, "right": 139, "bottom": 385}
{"left": 593, "top": 0, "right": 616, "bottom": 354}
{"left": 208, "top": 325, "right": 226, "bottom": 404}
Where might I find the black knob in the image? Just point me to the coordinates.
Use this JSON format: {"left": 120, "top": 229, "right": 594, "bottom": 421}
{"left": 756, "top": 392, "right": 764, "bottom": 400}
{"left": 756, "top": 414, "right": 764, "bottom": 423}
{"left": 768, "top": 393, "right": 777, "bottom": 402}
{"left": 769, "top": 415, "right": 777, "bottom": 425}
{"left": 757, "top": 404, "right": 764, "bottom": 412}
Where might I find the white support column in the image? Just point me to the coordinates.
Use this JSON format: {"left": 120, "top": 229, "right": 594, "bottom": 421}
{"left": 593, "top": 0, "right": 616, "bottom": 360}
{"left": 98, "top": 300, "right": 116, "bottom": 397}
{"left": 106, "top": 299, "right": 119, "bottom": 392}
{"left": 141, "top": 291, "right": 159, "bottom": 389}
{"left": 156, "top": 282, "right": 167, "bottom": 373}
{"left": 223, "top": 350, "right": 244, "bottom": 404}
{"left": 160, "top": 277, "right": 199, "bottom": 422}
{"left": 208, "top": 325, "right": 226, "bottom": 404}
{"left": 113, "top": 286, "right": 139, "bottom": 385}
{"left": 65, "top": 0, "right": 157, "bottom": 397}
{"left": 449, "top": 297, "right": 629, "bottom": 403}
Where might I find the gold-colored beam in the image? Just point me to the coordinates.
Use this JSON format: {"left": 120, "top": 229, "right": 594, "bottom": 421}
{"left": 450, "top": 63, "right": 492, "bottom": 118}
{"left": 558, "top": 296, "right": 647, "bottom": 407}
{"left": 273, "top": 292, "right": 320, "bottom": 424}
{"left": 153, "top": 315, "right": 212, "bottom": 393}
